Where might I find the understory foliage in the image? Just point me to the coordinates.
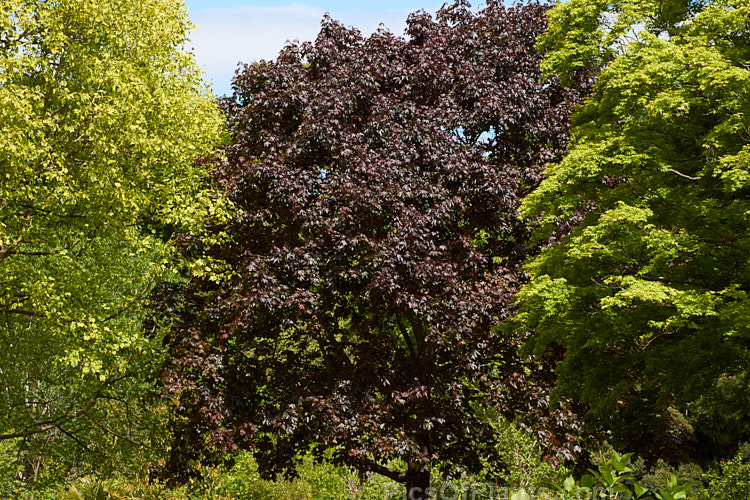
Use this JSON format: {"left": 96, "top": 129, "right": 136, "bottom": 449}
{"left": 156, "top": 0, "right": 584, "bottom": 496}
{"left": 0, "top": 0, "right": 227, "bottom": 483}
{"left": 516, "top": 0, "right": 750, "bottom": 460}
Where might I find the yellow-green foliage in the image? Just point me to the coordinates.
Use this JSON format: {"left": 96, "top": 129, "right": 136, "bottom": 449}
{"left": 212, "top": 452, "right": 398, "bottom": 500}
{"left": 0, "top": 0, "right": 229, "bottom": 479}
{"left": 518, "top": 0, "right": 750, "bottom": 436}
{"left": 705, "top": 451, "right": 750, "bottom": 499}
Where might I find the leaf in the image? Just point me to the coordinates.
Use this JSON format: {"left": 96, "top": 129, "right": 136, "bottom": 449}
{"left": 511, "top": 488, "right": 532, "bottom": 500}
{"left": 613, "top": 484, "right": 631, "bottom": 493}
{"left": 599, "top": 466, "right": 615, "bottom": 486}
{"left": 634, "top": 483, "right": 648, "bottom": 498}
{"left": 563, "top": 476, "right": 576, "bottom": 491}
{"left": 581, "top": 474, "right": 595, "bottom": 488}
{"left": 64, "top": 486, "right": 84, "bottom": 500}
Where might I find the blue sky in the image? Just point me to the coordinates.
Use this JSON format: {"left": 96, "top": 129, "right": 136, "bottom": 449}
{"left": 187, "top": 1, "right": 445, "bottom": 9}
{"left": 183, "top": 1, "right": 447, "bottom": 96}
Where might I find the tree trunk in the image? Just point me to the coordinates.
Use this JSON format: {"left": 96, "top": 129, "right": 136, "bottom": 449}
{"left": 404, "top": 462, "right": 431, "bottom": 500}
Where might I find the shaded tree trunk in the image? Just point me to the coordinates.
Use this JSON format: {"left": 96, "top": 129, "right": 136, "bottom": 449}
{"left": 404, "top": 462, "right": 431, "bottom": 500}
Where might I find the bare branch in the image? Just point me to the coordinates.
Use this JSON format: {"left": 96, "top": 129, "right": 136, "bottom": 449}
{"left": 666, "top": 168, "right": 701, "bottom": 181}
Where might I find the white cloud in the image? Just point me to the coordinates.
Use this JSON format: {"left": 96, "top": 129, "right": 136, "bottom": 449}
{"left": 187, "top": 4, "right": 421, "bottom": 95}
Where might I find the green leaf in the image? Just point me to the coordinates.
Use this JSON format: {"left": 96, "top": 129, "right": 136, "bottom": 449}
{"left": 511, "top": 489, "right": 532, "bottom": 500}
{"left": 564, "top": 476, "right": 576, "bottom": 491}
{"left": 634, "top": 483, "right": 648, "bottom": 498}
{"left": 599, "top": 466, "right": 615, "bottom": 486}
{"left": 581, "top": 474, "right": 595, "bottom": 488}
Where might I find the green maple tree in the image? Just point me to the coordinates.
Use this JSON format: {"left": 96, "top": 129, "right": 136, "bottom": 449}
{"left": 517, "top": 0, "right": 750, "bottom": 457}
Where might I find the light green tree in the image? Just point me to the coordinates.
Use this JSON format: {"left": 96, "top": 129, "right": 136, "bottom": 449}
{"left": 516, "top": 0, "right": 750, "bottom": 453}
{"left": 0, "top": 0, "right": 228, "bottom": 481}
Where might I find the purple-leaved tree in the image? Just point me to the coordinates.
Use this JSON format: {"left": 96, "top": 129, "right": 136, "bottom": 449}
{"left": 157, "top": 1, "right": 585, "bottom": 497}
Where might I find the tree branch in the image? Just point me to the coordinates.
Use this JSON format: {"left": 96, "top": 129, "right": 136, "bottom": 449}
{"left": 361, "top": 458, "right": 405, "bottom": 483}
{"left": 103, "top": 277, "right": 157, "bottom": 322}
{"left": 0, "top": 398, "right": 100, "bottom": 440}
{"left": 404, "top": 308, "right": 426, "bottom": 355}
{"left": 395, "top": 315, "right": 418, "bottom": 359}
{"left": 0, "top": 373, "right": 131, "bottom": 440}
{"left": 0, "top": 309, "right": 37, "bottom": 317}
{"left": 0, "top": 235, "right": 24, "bottom": 264}
{"left": 665, "top": 168, "right": 701, "bottom": 181}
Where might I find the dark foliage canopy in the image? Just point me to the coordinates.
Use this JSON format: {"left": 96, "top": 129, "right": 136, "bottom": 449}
{"left": 157, "top": 0, "right": 582, "bottom": 491}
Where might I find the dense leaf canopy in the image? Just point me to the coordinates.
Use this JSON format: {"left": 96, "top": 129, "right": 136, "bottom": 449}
{"left": 0, "top": 0, "right": 225, "bottom": 474}
{"left": 517, "top": 0, "right": 750, "bottom": 457}
{"left": 159, "top": 1, "right": 582, "bottom": 494}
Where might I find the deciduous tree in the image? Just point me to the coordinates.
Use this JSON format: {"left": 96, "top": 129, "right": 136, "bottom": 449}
{"left": 0, "top": 0, "right": 226, "bottom": 479}
{"left": 159, "top": 1, "right": 581, "bottom": 497}
{"left": 516, "top": 0, "right": 750, "bottom": 459}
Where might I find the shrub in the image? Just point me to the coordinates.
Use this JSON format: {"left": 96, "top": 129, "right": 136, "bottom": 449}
{"left": 705, "top": 448, "right": 750, "bottom": 500}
